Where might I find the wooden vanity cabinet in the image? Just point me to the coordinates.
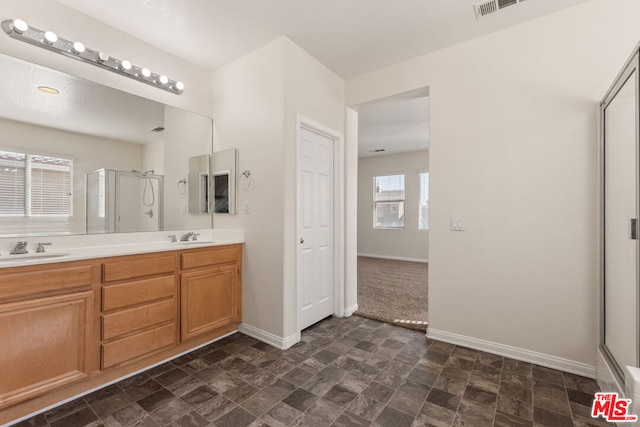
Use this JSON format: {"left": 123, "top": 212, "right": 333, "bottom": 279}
{"left": 180, "top": 245, "right": 242, "bottom": 341}
{"left": 0, "top": 244, "right": 243, "bottom": 424}
{"left": 101, "top": 252, "right": 178, "bottom": 369}
{"left": 0, "top": 262, "right": 98, "bottom": 410}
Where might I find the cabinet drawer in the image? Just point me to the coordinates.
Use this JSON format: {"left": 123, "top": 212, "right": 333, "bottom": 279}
{"left": 101, "top": 323, "right": 175, "bottom": 369}
{"left": 0, "top": 264, "right": 94, "bottom": 300}
{"left": 181, "top": 246, "right": 239, "bottom": 270}
{"left": 102, "top": 299, "right": 175, "bottom": 341}
{"left": 103, "top": 253, "right": 176, "bottom": 283}
{"left": 102, "top": 276, "right": 175, "bottom": 312}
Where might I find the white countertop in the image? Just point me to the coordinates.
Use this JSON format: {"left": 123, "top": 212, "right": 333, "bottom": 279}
{"left": 0, "top": 229, "right": 244, "bottom": 269}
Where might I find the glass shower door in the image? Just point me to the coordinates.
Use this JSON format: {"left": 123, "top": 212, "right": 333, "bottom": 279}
{"left": 602, "top": 56, "right": 639, "bottom": 381}
{"left": 115, "top": 171, "right": 163, "bottom": 233}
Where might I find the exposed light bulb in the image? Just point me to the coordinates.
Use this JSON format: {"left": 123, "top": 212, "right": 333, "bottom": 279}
{"left": 71, "top": 41, "right": 85, "bottom": 54}
{"left": 12, "top": 19, "right": 28, "bottom": 34}
{"left": 173, "top": 81, "right": 185, "bottom": 91}
{"left": 96, "top": 52, "right": 109, "bottom": 62}
{"left": 43, "top": 31, "right": 57, "bottom": 44}
{"left": 157, "top": 75, "right": 169, "bottom": 85}
{"left": 119, "top": 60, "right": 132, "bottom": 71}
{"left": 139, "top": 68, "right": 151, "bottom": 78}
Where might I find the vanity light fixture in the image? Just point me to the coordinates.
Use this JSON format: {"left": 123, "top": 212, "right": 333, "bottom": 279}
{"left": 43, "top": 30, "right": 57, "bottom": 45}
{"left": 71, "top": 41, "right": 85, "bottom": 54}
{"left": 119, "top": 59, "right": 132, "bottom": 71}
{"left": 1, "top": 18, "right": 184, "bottom": 95}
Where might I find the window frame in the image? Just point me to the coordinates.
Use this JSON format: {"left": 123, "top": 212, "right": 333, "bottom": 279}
{"left": 0, "top": 148, "right": 73, "bottom": 218}
{"left": 372, "top": 173, "right": 406, "bottom": 229}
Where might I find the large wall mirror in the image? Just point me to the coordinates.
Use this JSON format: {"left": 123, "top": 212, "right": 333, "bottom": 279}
{"left": 0, "top": 53, "right": 214, "bottom": 237}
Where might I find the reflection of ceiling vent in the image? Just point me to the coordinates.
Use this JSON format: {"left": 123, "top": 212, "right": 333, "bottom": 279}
{"left": 150, "top": 126, "right": 165, "bottom": 132}
{"left": 474, "top": 0, "right": 525, "bottom": 19}
{"left": 369, "top": 149, "right": 386, "bottom": 153}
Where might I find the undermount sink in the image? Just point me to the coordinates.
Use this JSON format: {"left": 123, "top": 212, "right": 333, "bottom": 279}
{"left": 0, "top": 252, "right": 71, "bottom": 262}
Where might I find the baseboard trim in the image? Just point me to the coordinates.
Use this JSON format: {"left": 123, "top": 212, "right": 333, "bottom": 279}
{"left": 344, "top": 304, "right": 359, "bottom": 317}
{"left": 357, "top": 253, "right": 428, "bottom": 263}
{"left": 238, "top": 322, "right": 300, "bottom": 350}
{"left": 428, "top": 328, "right": 596, "bottom": 379}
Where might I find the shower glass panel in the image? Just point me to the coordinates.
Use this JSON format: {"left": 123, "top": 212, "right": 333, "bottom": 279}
{"left": 601, "top": 53, "right": 639, "bottom": 383}
{"left": 86, "top": 169, "right": 163, "bottom": 234}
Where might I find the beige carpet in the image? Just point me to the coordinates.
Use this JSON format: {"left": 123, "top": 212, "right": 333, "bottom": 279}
{"left": 355, "top": 256, "right": 428, "bottom": 332}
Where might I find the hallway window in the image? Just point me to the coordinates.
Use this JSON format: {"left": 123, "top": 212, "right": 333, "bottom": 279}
{"left": 0, "top": 150, "right": 73, "bottom": 217}
{"left": 419, "top": 172, "right": 429, "bottom": 230}
{"left": 373, "top": 173, "right": 405, "bottom": 228}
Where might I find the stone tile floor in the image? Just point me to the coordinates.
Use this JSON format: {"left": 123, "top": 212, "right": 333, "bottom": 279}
{"left": 13, "top": 316, "right": 608, "bottom": 427}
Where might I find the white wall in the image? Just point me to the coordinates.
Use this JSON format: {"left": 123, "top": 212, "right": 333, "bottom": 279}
{"left": 0, "top": 117, "right": 143, "bottom": 235}
{"left": 211, "top": 39, "right": 286, "bottom": 338}
{"left": 281, "top": 39, "right": 346, "bottom": 339}
{"left": 347, "top": 0, "right": 640, "bottom": 369}
{"left": 358, "top": 151, "right": 429, "bottom": 262}
{"left": 211, "top": 38, "right": 345, "bottom": 343}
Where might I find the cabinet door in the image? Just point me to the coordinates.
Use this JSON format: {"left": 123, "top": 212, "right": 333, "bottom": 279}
{"left": 0, "top": 291, "right": 93, "bottom": 409}
{"left": 181, "top": 265, "right": 239, "bottom": 341}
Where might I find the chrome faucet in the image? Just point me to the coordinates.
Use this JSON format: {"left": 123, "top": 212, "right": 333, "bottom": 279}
{"left": 36, "top": 242, "right": 52, "bottom": 253}
{"left": 10, "top": 241, "right": 28, "bottom": 255}
{"left": 180, "top": 232, "right": 194, "bottom": 241}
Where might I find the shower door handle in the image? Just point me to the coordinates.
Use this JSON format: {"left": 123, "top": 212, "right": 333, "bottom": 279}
{"left": 631, "top": 218, "right": 638, "bottom": 240}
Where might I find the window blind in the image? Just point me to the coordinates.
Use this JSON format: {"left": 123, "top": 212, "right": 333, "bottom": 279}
{"left": 373, "top": 174, "right": 405, "bottom": 228}
{"left": 419, "top": 172, "right": 429, "bottom": 230}
{"left": 29, "top": 155, "right": 72, "bottom": 216}
{"left": 0, "top": 151, "right": 26, "bottom": 215}
{"left": 0, "top": 150, "right": 72, "bottom": 217}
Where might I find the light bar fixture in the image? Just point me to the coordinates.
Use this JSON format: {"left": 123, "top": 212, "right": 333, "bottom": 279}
{"left": 2, "top": 19, "right": 184, "bottom": 95}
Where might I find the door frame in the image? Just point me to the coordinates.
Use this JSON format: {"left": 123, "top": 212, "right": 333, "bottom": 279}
{"left": 295, "top": 114, "right": 345, "bottom": 336}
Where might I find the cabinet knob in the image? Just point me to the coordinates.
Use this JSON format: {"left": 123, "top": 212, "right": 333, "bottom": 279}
{"left": 300, "top": 238, "right": 304, "bottom": 244}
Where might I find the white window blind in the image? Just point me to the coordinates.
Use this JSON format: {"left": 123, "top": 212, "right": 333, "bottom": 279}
{"left": 0, "top": 151, "right": 26, "bottom": 215}
{"left": 373, "top": 174, "right": 405, "bottom": 228}
{"left": 0, "top": 150, "right": 72, "bottom": 217}
{"left": 419, "top": 172, "right": 429, "bottom": 230}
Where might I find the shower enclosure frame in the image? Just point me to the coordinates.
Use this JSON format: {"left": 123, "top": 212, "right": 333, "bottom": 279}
{"left": 86, "top": 169, "right": 164, "bottom": 234}
{"left": 599, "top": 43, "right": 640, "bottom": 389}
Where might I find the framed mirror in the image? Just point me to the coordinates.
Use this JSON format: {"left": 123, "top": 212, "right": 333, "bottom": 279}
{"left": 213, "top": 148, "right": 237, "bottom": 214}
{"left": 0, "top": 52, "right": 214, "bottom": 237}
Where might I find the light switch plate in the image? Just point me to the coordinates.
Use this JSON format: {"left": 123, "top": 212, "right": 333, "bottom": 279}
{"left": 450, "top": 217, "right": 465, "bottom": 231}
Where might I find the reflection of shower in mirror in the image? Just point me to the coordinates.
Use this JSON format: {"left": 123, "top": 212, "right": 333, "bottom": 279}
{"left": 86, "top": 169, "right": 164, "bottom": 233}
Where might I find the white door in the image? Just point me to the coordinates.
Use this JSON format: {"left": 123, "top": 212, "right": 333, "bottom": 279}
{"left": 297, "top": 125, "right": 334, "bottom": 330}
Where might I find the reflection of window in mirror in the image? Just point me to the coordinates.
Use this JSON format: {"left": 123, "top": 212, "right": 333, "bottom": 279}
{"left": 0, "top": 149, "right": 73, "bottom": 217}
{"left": 214, "top": 173, "right": 229, "bottom": 213}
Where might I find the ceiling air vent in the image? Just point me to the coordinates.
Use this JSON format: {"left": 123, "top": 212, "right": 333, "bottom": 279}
{"left": 474, "top": 0, "right": 525, "bottom": 19}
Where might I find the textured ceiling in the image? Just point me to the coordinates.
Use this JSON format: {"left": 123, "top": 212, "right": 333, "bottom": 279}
{"left": 55, "top": 0, "right": 590, "bottom": 78}
{"left": 0, "top": 53, "right": 164, "bottom": 144}
{"left": 359, "top": 96, "right": 429, "bottom": 157}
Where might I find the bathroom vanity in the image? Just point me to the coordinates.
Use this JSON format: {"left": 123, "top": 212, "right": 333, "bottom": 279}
{"left": 0, "top": 238, "right": 242, "bottom": 425}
